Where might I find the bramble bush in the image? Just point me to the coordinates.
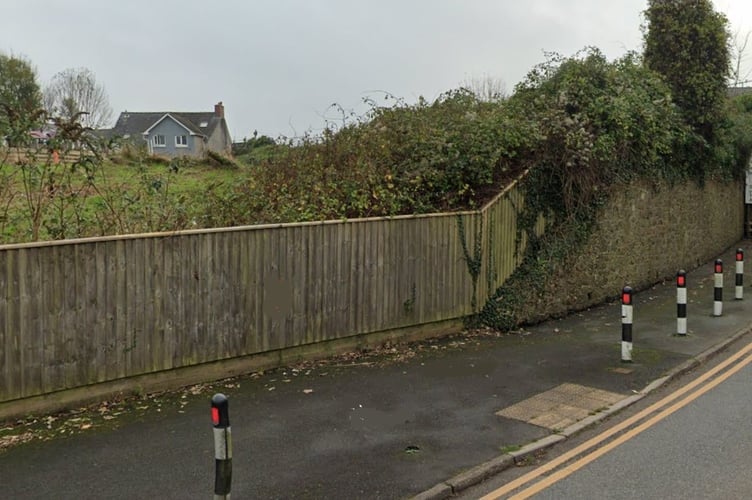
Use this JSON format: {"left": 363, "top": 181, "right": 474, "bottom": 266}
{"left": 201, "top": 89, "right": 537, "bottom": 227}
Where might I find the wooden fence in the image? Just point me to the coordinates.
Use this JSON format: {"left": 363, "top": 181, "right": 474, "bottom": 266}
{"left": 1, "top": 147, "right": 85, "bottom": 165}
{"left": 0, "top": 180, "right": 534, "bottom": 404}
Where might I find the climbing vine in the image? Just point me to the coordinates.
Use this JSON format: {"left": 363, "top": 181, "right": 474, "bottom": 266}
{"left": 456, "top": 213, "right": 483, "bottom": 313}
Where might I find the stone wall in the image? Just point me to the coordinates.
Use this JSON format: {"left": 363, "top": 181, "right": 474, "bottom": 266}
{"left": 525, "top": 179, "right": 744, "bottom": 322}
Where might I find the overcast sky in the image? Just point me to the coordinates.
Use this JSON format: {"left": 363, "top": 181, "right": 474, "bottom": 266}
{"left": 1, "top": 1, "right": 751, "bottom": 141}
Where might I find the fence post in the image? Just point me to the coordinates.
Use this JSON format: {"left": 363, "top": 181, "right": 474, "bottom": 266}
{"left": 621, "top": 286, "right": 633, "bottom": 363}
{"left": 211, "top": 393, "right": 232, "bottom": 500}
{"left": 736, "top": 249, "right": 744, "bottom": 300}
{"left": 714, "top": 259, "right": 723, "bottom": 317}
{"left": 677, "top": 270, "right": 687, "bottom": 336}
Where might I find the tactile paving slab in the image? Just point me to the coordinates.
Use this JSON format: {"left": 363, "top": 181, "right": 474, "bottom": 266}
{"left": 496, "top": 383, "right": 625, "bottom": 430}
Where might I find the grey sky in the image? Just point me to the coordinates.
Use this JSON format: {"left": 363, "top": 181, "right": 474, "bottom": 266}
{"left": 2, "top": 1, "right": 750, "bottom": 142}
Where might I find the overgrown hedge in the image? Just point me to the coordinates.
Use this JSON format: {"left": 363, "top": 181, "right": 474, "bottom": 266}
{"left": 201, "top": 90, "right": 525, "bottom": 226}
{"left": 203, "top": 53, "right": 750, "bottom": 230}
{"left": 476, "top": 49, "right": 751, "bottom": 331}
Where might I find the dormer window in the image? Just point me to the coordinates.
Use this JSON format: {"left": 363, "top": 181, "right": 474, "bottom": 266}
{"left": 199, "top": 121, "right": 208, "bottom": 127}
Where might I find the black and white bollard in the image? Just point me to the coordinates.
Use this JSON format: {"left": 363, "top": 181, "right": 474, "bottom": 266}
{"left": 736, "top": 249, "right": 744, "bottom": 300}
{"left": 713, "top": 259, "right": 723, "bottom": 317}
{"left": 621, "top": 286, "right": 633, "bottom": 363}
{"left": 677, "top": 270, "right": 687, "bottom": 336}
{"left": 211, "top": 393, "right": 232, "bottom": 500}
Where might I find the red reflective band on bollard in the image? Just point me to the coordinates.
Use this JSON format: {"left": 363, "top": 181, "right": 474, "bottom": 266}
{"left": 211, "top": 393, "right": 230, "bottom": 428}
{"left": 737, "top": 250, "right": 744, "bottom": 262}
{"left": 715, "top": 260, "right": 723, "bottom": 274}
{"left": 622, "top": 290, "right": 632, "bottom": 305}
{"left": 677, "top": 273, "right": 686, "bottom": 287}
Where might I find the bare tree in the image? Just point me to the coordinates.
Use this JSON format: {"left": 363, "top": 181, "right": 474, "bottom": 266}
{"left": 730, "top": 29, "right": 752, "bottom": 87}
{"left": 44, "top": 67, "right": 113, "bottom": 129}
{"left": 461, "top": 74, "right": 508, "bottom": 102}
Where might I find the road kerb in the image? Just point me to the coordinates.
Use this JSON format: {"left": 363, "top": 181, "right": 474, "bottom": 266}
{"left": 446, "top": 454, "right": 516, "bottom": 493}
{"left": 410, "top": 482, "right": 453, "bottom": 500}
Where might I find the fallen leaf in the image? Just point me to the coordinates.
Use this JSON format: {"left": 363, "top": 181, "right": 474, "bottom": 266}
{"left": 0, "top": 432, "right": 34, "bottom": 450}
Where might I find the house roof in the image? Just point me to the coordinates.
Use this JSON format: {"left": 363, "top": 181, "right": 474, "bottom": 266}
{"left": 143, "top": 113, "right": 201, "bottom": 136}
{"left": 105, "top": 111, "right": 223, "bottom": 139}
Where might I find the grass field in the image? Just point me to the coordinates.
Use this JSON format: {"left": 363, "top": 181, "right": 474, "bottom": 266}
{"left": 0, "top": 152, "right": 248, "bottom": 244}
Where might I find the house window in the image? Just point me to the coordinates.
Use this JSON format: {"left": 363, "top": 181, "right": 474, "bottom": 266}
{"left": 199, "top": 121, "right": 208, "bottom": 128}
{"left": 176, "top": 135, "right": 188, "bottom": 147}
{"left": 153, "top": 134, "right": 165, "bottom": 147}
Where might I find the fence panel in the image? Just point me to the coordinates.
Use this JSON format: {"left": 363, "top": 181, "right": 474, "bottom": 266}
{"left": 1, "top": 147, "right": 85, "bottom": 165}
{"left": 0, "top": 183, "right": 530, "bottom": 403}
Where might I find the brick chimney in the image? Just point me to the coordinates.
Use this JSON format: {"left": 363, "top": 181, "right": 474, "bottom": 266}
{"left": 214, "top": 101, "right": 224, "bottom": 118}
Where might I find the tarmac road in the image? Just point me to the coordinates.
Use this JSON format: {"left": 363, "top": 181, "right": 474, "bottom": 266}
{"left": 457, "top": 331, "right": 752, "bottom": 499}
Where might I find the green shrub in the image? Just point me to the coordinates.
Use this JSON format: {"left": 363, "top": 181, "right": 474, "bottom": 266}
{"left": 206, "top": 90, "right": 525, "bottom": 226}
{"left": 476, "top": 48, "right": 696, "bottom": 330}
{"left": 507, "top": 49, "right": 689, "bottom": 227}
{"left": 205, "top": 150, "right": 239, "bottom": 169}
{"left": 716, "top": 93, "right": 752, "bottom": 180}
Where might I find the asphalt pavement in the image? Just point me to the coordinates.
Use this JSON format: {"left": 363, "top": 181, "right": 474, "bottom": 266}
{"left": 2, "top": 242, "right": 752, "bottom": 499}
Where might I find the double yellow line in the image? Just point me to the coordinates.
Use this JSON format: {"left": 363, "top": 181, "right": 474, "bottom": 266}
{"left": 481, "top": 340, "right": 752, "bottom": 499}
